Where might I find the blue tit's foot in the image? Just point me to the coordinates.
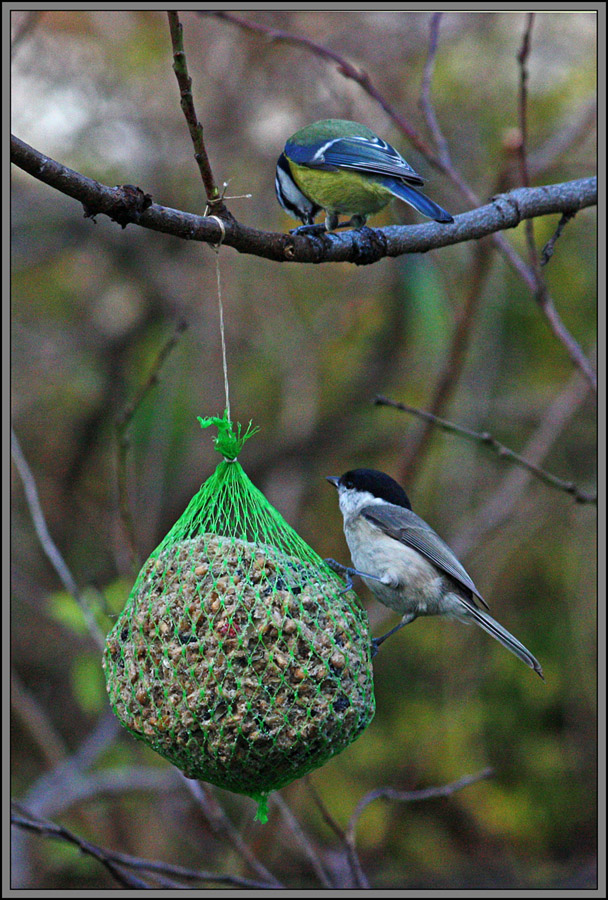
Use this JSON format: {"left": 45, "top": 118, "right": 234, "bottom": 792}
{"left": 347, "top": 214, "right": 369, "bottom": 229}
{"left": 289, "top": 223, "right": 327, "bottom": 236}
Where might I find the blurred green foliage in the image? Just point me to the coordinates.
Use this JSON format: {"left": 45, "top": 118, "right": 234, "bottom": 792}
{"left": 11, "top": 8, "right": 596, "bottom": 891}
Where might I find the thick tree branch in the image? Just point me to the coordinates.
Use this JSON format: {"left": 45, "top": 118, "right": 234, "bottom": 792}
{"left": 11, "top": 134, "right": 596, "bottom": 267}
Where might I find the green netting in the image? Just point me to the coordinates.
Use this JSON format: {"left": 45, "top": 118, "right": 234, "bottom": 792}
{"left": 103, "top": 414, "right": 375, "bottom": 821}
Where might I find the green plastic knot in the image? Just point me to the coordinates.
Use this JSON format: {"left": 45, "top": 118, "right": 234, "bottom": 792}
{"left": 198, "top": 410, "right": 259, "bottom": 461}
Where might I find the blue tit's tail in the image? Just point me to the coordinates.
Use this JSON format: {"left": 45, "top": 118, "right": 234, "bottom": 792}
{"left": 383, "top": 177, "right": 453, "bottom": 223}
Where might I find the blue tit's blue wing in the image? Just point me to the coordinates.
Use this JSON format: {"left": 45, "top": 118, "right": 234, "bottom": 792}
{"left": 362, "top": 504, "right": 489, "bottom": 609}
{"left": 285, "top": 135, "right": 425, "bottom": 185}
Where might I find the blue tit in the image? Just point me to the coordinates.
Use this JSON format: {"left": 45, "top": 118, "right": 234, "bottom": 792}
{"left": 275, "top": 119, "right": 454, "bottom": 233}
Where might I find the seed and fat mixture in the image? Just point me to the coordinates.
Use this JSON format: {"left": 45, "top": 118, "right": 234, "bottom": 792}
{"left": 104, "top": 534, "right": 374, "bottom": 796}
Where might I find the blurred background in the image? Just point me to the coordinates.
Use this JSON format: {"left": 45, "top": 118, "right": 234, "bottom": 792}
{"left": 10, "top": 8, "right": 597, "bottom": 890}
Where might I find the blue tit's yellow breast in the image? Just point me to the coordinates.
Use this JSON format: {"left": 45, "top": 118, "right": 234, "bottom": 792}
{"left": 289, "top": 163, "right": 393, "bottom": 217}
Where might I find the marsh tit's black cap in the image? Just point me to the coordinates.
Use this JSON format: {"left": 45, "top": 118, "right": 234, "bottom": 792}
{"left": 326, "top": 468, "right": 412, "bottom": 510}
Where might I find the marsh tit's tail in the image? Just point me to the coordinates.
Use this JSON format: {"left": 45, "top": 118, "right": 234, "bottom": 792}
{"left": 457, "top": 601, "right": 544, "bottom": 679}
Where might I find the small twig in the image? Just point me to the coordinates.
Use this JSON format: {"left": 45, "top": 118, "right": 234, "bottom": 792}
{"left": 271, "top": 793, "right": 333, "bottom": 889}
{"left": 517, "top": 13, "right": 535, "bottom": 193}
{"left": 303, "top": 775, "right": 345, "bottom": 841}
{"left": 11, "top": 803, "right": 277, "bottom": 890}
{"left": 419, "top": 13, "right": 451, "bottom": 167}
{"left": 11, "top": 803, "right": 152, "bottom": 888}
{"left": 166, "top": 12, "right": 225, "bottom": 213}
{"left": 115, "top": 321, "right": 187, "bottom": 573}
{"left": 512, "top": 16, "right": 593, "bottom": 389}
{"left": 517, "top": 15, "right": 543, "bottom": 278}
{"left": 540, "top": 211, "right": 576, "bottom": 267}
{"left": 488, "top": 228, "right": 596, "bottom": 392}
{"left": 11, "top": 429, "right": 106, "bottom": 649}
{"left": 451, "top": 362, "right": 595, "bottom": 558}
{"left": 180, "top": 777, "right": 284, "bottom": 888}
{"left": 10, "top": 668, "right": 69, "bottom": 768}
{"left": 303, "top": 776, "right": 369, "bottom": 889}
{"left": 398, "top": 238, "right": 494, "bottom": 484}
{"left": 518, "top": 17, "right": 542, "bottom": 278}
{"left": 202, "top": 10, "right": 439, "bottom": 167}
{"left": 374, "top": 395, "right": 596, "bottom": 505}
{"left": 345, "top": 768, "right": 494, "bottom": 851}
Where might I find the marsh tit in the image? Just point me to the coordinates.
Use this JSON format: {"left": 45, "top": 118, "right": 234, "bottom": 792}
{"left": 327, "top": 468, "right": 543, "bottom": 678}
{"left": 275, "top": 119, "right": 454, "bottom": 233}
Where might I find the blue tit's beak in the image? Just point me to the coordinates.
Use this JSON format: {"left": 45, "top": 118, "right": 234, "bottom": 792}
{"left": 326, "top": 476, "right": 340, "bottom": 488}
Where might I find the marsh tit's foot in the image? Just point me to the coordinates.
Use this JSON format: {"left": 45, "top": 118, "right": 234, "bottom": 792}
{"left": 324, "top": 558, "right": 385, "bottom": 595}
{"left": 371, "top": 613, "right": 418, "bottom": 658}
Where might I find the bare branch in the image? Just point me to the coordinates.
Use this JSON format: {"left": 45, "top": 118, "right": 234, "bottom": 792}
{"left": 11, "top": 803, "right": 152, "bottom": 888}
{"left": 180, "top": 777, "right": 284, "bottom": 888}
{"left": 11, "top": 428, "right": 106, "bottom": 649}
{"left": 11, "top": 134, "right": 596, "bottom": 265}
{"left": 419, "top": 13, "right": 451, "bottom": 166}
{"left": 375, "top": 394, "right": 596, "bottom": 504}
{"left": 451, "top": 363, "right": 595, "bottom": 558}
{"left": 166, "top": 12, "right": 226, "bottom": 213}
{"left": 115, "top": 322, "right": 188, "bottom": 574}
{"left": 345, "top": 768, "right": 494, "bottom": 850}
{"left": 517, "top": 16, "right": 543, "bottom": 277}
{"left": 398, "top": 238, "right": 494, "bottom": 484}
{"left": 540, "top": 211, "right": 576, "bottom": 266}
{"left": 11, "top": 803, "right": 278, "bottom": 890}
{"left": 202, "top": 10, "right": 439, "bottom": 166}
{"left": 271, "top": 793, "right": 333, "bottom": 888}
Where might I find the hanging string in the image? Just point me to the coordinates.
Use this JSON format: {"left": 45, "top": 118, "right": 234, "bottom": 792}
{"left": 207, "top": 215, "right": 230, "bottom": 423}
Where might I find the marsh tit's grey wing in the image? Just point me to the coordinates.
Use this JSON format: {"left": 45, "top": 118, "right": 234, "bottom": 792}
{"left": 361, "top": 503, "right": 490, "bottom": 610}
